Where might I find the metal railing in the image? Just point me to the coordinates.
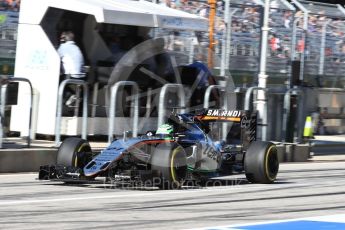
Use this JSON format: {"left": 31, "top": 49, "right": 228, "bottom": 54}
{"left": 0, "top": 76, "right": 33, "bottom": 148}
{"left": 204, "top": 84, "right": 231, "bottom": 140}
{"left": 158, "top": 84, "right": 186, "bottom": 127}
{"left": 55, "top": 79, "right": 88, "bottom": 146}
{"left": 204, "top": 85, "right": 226, "bottom": 109}
{"left": 108, "top": 81, "right": 139, "bottom": 144}
{"left": 244, "top": 86, "right": 268, "bottom": 111}
{"left": 282, "top": 87, "right": 304, "bottom": 143}
{"left": 244, "top": 86, "right": 269, "bottom": 141}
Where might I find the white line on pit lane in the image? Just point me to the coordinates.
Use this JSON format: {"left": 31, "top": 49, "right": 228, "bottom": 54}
{"left": 0, "top": 173, "right": 36, "bottom": 177}
{"left": 0, "top": 181, "right": 313, "bottom": 206}
{"left": 0, "top": 192, "right": 178, "bottom": 206}
{"left": 0, "top": 188, "right": 234, "bottom": 206}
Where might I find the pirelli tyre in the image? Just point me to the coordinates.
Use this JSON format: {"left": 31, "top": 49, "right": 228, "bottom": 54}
{"left": 244, "top": 141, "right": 279, "bottom": 184}
{"left": 151, "top": 143, "right": 187, "bottom": 189}
{"left": 57, "top": 137, "right": 92, "bottom": 168}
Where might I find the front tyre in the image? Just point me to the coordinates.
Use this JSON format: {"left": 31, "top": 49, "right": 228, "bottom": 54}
{"left": 151, "top": 143, "right": 187, "bottom": 189}
{"left": 57, "top": 137, "right": 92, "bottom": 168}
{"left": 244, "top": 141, "right": 279, "bottom": 184}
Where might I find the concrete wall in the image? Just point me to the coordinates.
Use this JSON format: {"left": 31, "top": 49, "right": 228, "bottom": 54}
{"left": 0, "top": 149, "right": 57, "bottom": 173}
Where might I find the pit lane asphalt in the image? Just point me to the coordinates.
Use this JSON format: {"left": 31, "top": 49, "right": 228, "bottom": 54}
{"left": 0, "top": 160, "right": 345, "bottom": 230}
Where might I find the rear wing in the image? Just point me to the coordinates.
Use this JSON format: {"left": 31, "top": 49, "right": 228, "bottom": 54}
{"left": 195, "top": 109, "right": 257, "bottom": 148}
{"left": 195, "top": 109, "right": 245, "bottom": 123}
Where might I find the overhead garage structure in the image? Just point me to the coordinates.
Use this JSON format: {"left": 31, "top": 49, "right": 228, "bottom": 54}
{"left": 11, "top": 0, "right": 208, "bottom": 137}
{"left": 19, "top": 0, "right": 208, "bottom": 31}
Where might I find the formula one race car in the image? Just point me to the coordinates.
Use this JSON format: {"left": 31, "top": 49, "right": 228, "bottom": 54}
{"left": 39, "top": 109, "right": 279, "bottom": 189}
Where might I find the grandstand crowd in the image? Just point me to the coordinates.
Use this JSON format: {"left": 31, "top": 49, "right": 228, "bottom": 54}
{"left": 158, "top": 0, "right": 344, "bottom": 59}
{"left": 1, "top": 0, "right": 345, "bottom": 80}
{"left": 154, "top": 0, "right": 345, "bottom": 82}
{"left": 0, "top": 0, "right": 20, "bottom": 11}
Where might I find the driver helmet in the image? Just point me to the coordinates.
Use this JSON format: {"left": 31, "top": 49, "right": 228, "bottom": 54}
{"left": 156, "top": 124, "right": 174, "bottom": 140}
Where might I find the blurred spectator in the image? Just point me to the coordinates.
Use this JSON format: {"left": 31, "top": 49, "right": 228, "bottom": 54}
{"left": 0, "top": 0, "right": 20, "bottom": 11}
{"left": 283, "top": 11, "right": 292, "bottom": 28}
{"left": 308, "top": 15, "right": 318, "bottom": 32}
{"left": 336, "top": 43, "right": 345, "bottom": 63}
{"left": 297, "top": 39, "right": 305, "bottom": 54}
{"left": 158, "top": 0, "right": 171, "bottom": 8}
{"left": 269, "top": 34, "right": 281, "bottom": 56}
{"left": 198, "top": 5, "right": 208, "bottom": 18}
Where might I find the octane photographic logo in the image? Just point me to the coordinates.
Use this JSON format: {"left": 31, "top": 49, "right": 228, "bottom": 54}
{"left": 104, "top": 35, "right": 237, "bottom": 188}
{"left": 106, "top": 36, "right": 237, "bottom": 131}
{"left": 104, "top": 174, "right": 245, "bottom": 190}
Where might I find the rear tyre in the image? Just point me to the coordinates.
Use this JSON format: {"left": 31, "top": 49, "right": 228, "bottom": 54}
{"left": 57, "top": 137, "right": 92, "bottom": 168}
{"left": 151, "top": 143, "right": 187, "bottom": 189}
{"left": 244, "top": 141, "right": 279, "bottom": 184}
